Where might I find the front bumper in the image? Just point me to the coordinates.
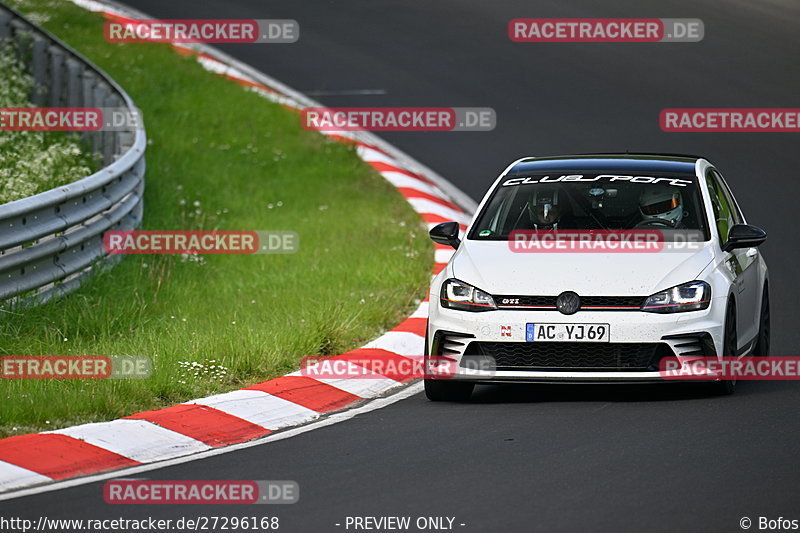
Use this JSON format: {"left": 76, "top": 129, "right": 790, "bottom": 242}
{"left": 426, "top": 299, "right": 727, "bottom": 383}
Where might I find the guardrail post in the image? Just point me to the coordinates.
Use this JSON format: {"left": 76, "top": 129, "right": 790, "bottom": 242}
{"left": 82, "top": 71, "right": 98, "bottom": 150}
{"left": 30, "top": 35, "right": 48, "bottom": 105}
{"left": 48, "top": 45, "right": 65, "bottom": 106}
{"left": 66, "top": 57, "right": 82, "bottom": 108}
{"left": 0, "top": 11, "right": 11, "bottom": 38}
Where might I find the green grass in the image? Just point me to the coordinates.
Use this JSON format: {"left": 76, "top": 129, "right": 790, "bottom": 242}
{"left": 0, "top": 0, "right": 432, "bottom": 437}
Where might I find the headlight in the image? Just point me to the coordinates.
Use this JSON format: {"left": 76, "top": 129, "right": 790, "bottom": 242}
{"left": 641, "top": 281, "right": 711, "bottom": 313}
{"left": 440, "top": 279, "right": 497, "bottom": 312}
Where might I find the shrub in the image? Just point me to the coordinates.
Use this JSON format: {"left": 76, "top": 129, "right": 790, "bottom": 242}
{"left": 0, "top": 41, "right": 98, "bottom": 205}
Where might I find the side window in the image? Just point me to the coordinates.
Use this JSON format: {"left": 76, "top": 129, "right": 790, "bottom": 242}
{"left": 711, "top": 170, "right": 744, "bottom": 225}
{"left": 705, "top": 171, "right": 736, "bottom": 245}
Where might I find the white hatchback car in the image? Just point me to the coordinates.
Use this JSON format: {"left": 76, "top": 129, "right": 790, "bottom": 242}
{"left": 425, "top": 154, "right": 769, "bottom": 400}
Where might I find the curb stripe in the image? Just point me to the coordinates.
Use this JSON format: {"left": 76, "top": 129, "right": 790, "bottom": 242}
{"left": 290, "top": 361, "right": 400, "bottom": 398}
{"left": 391, "top": 317, "right": 429, "bottom": 336}
{"left": 188, "top": 390, "right": 319, "bottom": 430}
{"left": 0, "top": 434, "right": 139, "bottom": 480}
{"left": 367, "top": 161, "right": 431, "bottom": 181}
{"left": 125, "top": 404, "right": 271, "bottom": 447}
{"left": 379, "top": 172, "right": 444, "bottom": 198}
{"left": 408, "top": 198, "right": 472, "bottom": 225}
{"left": 409, "top": 302, "right": 430, "bottom": 319}
{"left": 244, "top": 376, "right": 361, "bottom": 413}
{"left": 0, "top": 461, "right": 52, "bottom": 492}
{"left": 49, "top": 420, "right": 211, "bottom": 462}
{"left": 336, "top": 349, "right": 420, "bottom": 383}
{"left": 362, "top": 331, "right": 424, "bottom": 357}
{"left": 396, "top": 188, "right": 460, "bottom": 210}
{"left": 357, "top": 146, "right": 406, "bottom": 166}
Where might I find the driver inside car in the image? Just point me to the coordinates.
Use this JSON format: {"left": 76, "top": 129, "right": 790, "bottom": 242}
{"left": 526, "top": 188, "right": 572, "bottom": 230}
{"left": 638, "top": 186, "right": 685, "bottom": 228}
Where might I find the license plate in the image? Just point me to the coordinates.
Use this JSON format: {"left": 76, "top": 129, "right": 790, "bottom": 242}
{"left": 526, "top": 323, "right": 610, "bottom": 342}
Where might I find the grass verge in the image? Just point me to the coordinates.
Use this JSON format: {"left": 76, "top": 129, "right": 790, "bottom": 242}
{"left": 0, "top": 0, "right": 432, "bottom": 438}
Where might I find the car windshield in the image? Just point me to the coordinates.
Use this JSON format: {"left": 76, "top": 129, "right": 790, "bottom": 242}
{"left": 469, "top": 172, "right": 709, "bottom": 240}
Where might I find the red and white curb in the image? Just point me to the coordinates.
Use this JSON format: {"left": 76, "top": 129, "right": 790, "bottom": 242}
{"left": 0, "top": 0, "right": 476, "bottom": 496}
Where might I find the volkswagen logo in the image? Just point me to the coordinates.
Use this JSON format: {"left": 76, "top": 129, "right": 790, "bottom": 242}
{"left": 556, "top": 291, "right": 580, "bottom": 315}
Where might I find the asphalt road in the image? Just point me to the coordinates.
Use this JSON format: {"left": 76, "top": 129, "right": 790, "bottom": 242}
{"left": 3, "top": 0, "right": 800, "bottom": 531}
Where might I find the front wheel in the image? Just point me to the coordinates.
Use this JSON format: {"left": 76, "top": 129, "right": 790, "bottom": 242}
{"left": 711, "top": 300, "right": 738, "bottom": 395}
{"left": 424, "top": 379, "right": 474, "bottom": 402}
{"left": 752, "top": 285, "right": 770, "bottom": 357}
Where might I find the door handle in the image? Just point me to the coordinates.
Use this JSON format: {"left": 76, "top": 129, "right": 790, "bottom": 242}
{"left": 746, "top": 248, "right": 758, "bottom": 258}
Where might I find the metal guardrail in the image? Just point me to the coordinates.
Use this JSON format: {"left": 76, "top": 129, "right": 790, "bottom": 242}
{"left": 0, "top": 3, "right": 146, "bottom": 305}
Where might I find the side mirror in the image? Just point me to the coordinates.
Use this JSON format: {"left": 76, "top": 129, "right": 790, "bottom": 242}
{"left": 429, "top": 221, "right": 461, "bottom": 249}
{"left": 723, "top": 224, "right": 767, "bottom": 252}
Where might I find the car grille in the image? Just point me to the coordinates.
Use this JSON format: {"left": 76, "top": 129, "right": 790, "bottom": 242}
{"left": 462, "top": 341, "right": 672, "bottom": 371}
{"left": 493, "top": 295, "right": 646, "bottom": 311}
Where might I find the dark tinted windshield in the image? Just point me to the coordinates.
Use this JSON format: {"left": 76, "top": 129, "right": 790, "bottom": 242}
{"left": 469, "top": 173, "right": 709, "bottom": 239}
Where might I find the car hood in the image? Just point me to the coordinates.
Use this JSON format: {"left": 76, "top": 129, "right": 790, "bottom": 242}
{"left": 451, "top": 240, "right": 716, "bottom": 296}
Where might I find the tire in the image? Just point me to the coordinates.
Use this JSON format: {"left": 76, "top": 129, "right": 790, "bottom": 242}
{"left": 712, "top": 300, "right": 738, "bottom": 395}
{"left": 752, "top": 285, "right": 770, "bottom": 357}
{"left": 424, "top": 378, "right": 474, "bottom": 402}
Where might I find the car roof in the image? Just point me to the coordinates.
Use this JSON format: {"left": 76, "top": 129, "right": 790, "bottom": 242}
{"left": 507, "top": 153, "right": 701, "bottom": 176}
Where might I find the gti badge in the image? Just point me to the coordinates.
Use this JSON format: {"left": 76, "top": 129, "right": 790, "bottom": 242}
{"left": 556, "top": 291, "right": 580, "bottom": 315}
